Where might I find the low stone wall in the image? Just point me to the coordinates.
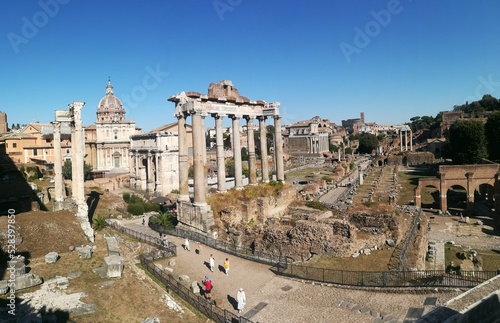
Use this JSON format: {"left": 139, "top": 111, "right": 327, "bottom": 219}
{"left": 419, "top": 274, "right": 500, "bottom": 322}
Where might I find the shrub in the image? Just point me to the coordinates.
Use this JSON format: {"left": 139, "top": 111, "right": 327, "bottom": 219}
{"left": 305, "top": 200, "right": 326, "bottom": 211}
{"left": 127, "top": 203, "right": 145, "bottom": 216}
{"left": 93, "top": 216, "right": 107, "bottom": 231}
{"left": 151, "top": 212, "right": 176, "bottom": 229}
{"left": 130, "top": 194, "right": 143, "bottom": 204}
{"left": 144, "top": 202, "right": 160, "bottom": 213}
{"left": 123, "top": 193, "right": 131, "bottom": 203}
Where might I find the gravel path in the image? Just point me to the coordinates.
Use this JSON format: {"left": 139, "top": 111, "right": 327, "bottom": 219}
{"left": 117, "top": 218, "right": 462, "bottom": 323}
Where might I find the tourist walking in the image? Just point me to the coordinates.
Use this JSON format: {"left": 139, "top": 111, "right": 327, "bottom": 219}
{"left": 237, "top": 287, "right": 246, "bottom": 313}
{"left": 209, "top": 254, "right": 215, "bottom": 272}
{"left": 184, "top": 238, "right": 190, "bottom": 251}
{"left": 223, "top": 258, "right": 230, "bottom": 276}
{"left": 203, "top": 276, "right": 212, "bottom": 299}
{"left": 197, "top": 242, "right": 202, "bottom": 255}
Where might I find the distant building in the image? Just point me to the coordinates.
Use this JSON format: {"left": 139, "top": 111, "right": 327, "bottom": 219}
{"left": 0, "top": 122, "right": 71, "bottom": 167}
{"left": 92, "top": 80, "right": 141, "bottom": 174}
{"left": 284, "top": 116, "right": 332, "bottom": 160}
{"left": 438, "top": 110, "right": 491, "bottom": 137}
{"left": 129, "top": 123, "right": 183, "bottom": 196}
{"left": 0, "top": 111, "right": 8, "bottom": 134}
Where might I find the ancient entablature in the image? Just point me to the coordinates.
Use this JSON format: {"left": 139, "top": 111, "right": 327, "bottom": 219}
{"left": 415, "top": 164, "right": 500, "bottom": 216}
{"left": 168, "top": 80, "right": 284, "bottom": 233}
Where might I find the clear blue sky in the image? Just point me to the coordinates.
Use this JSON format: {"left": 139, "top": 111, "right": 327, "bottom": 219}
{"left": 1, "top": 0, "right": 500, "bottom": 132}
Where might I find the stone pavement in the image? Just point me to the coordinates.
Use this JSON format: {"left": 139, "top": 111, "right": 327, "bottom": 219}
{"left": 116, "top": 217, "right": 460, "bottom": 323}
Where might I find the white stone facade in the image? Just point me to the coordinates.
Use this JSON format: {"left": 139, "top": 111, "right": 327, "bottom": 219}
{"left": 94, "top": 80, "right": 140, "bottom": 173}
{"left": 130, "top": 131, "right": 179, "bottom": 196}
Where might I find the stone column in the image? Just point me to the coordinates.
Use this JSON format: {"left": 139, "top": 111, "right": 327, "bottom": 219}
{"left": 439, "top": 173, "right": 447, "bottom": 212}
{"left": 146, "top": 152, "right": 153, "bottom": 192}
{"left": 258, "top": 116, "right": 269, "bottom": 183}
{"left": 245, "top": 116, "right": 257, "bottom": 185}
{"left": 274, "top": 115, "right": 285, "bottom": 182}
{"left": 155, "top": 151, "right": 161, "bottom": 194}
{"left": 400, "top": 130, "right": 403, "bottom": 151}
{"left": 466, "top": 172, "right": 474, "bottom": 214}
{"left": 214, "top": 114, "right": 226, "bottom": 192}
{"left": 70, "top": 102, "right": 85, "bottom": 205}
{"left": 52, "top": 121, "right": 64, "bottom": 209}
{"left": 129, "top": 151, "right": 135, "bottom": 187}
{"left": 70, "top": 124, "right": 77, "bottom": 201}
{"left": 405, "top": 131, "right": 408, "bottom": 151}
{"left": 231, "top": 115, "right": 243, "bottom": 189}
{"left": 134, "top": 153, "right": 140, "bottom": 189}
{"left": 192, "top": 111, "right": 206, "bottom": 205}
{"left": 410, "top": 130, "right": 413, "bottom": 151}
{"left": 201, "top": 113, "right": 208, "bottom": 192}
{"left": 177, "top": 114, "right": 190, "bottom": 202}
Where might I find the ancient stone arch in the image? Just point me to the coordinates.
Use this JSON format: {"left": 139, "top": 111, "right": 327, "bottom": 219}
{"left": 415, "top": 164, "right": 500, "bottom": 216}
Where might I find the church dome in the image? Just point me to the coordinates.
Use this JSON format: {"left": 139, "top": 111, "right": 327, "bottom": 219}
{"left": 96, "top": 79, "right": 126, "bottom": 123}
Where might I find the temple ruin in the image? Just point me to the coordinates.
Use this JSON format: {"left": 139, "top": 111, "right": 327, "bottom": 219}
{"left": 168, "top": 80, "right": 284, "bottom": 233}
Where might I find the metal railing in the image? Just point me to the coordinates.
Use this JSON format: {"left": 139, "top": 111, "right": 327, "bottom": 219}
{"left": 270, "top": 262, "right": 498, "bottom": 288}
{"left": 149, "top": 221, "right": 286, "bottom": 266}
{"left": 107, "top": 221, "right": 253, "bottom": 323}
{"left": 109, "top": 220, "right": 498, "bottom": 291}
{"left": 106, "top": 220, "right": 176, "bottom": 256}
{"left": 140, "top": 253, "right": 253, "bottom": 323}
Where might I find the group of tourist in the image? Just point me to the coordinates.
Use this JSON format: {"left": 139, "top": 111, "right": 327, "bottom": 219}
{"left": 181, "top": 238, "right": 246, "bottom": 313}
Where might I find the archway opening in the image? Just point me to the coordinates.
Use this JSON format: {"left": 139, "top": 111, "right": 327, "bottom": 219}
{"left": 421, "top": 185, "right": 439, "bottom": 210}
{"left": 475, "top": 183, "right": 495, "bottom": 216}
{"left": 447, "top": 185, "right": 466, "bottom": 215}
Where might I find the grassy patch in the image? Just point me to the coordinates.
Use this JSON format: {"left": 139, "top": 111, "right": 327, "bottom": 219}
{"left": 303, "top": 248, "right": 393, "bottom": 272}
{"left": 444, "top": 243, "right": 500, "bottom": 271}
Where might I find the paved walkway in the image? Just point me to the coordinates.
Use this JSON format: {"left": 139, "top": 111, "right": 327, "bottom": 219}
{"left": 115, "top": 217, "right": 460, "bottom": 323}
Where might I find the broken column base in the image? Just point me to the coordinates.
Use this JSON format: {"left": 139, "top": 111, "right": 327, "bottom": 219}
{"left": 76, "top": 203, "right": 95, "bottom": 243}
{"left": 177, "top": 202, "right": 214, "bottom": 233}
{"left": 93, "top": 255, "right": 124, "bottom": 278}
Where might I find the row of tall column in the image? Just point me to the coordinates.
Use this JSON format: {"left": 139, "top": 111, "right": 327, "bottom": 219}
{"left": 309, "top": 136, "right": 328, "bottom": 154}
{"left": 129, "top": 150, "right": 165, "bottom": 194}
{"left": 399, "top": 129, "right": 412, "bottom": 151}
{"left": 177, "top": 113, "right": 284, "bottom": 206}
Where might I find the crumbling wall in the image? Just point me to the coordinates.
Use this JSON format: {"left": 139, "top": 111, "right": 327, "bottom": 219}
{"left": 406, "top": 152, "right": 435, "bottom": 166}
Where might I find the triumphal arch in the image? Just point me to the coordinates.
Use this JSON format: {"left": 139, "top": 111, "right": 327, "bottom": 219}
{"left": 415, "top": 164, "right": 500, "bottom": 217}
{"left": 169, "top": 80, "right": 284, "bottom": 233}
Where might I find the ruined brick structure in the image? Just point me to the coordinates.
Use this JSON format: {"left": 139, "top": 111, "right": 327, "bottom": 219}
{"left": 415, "top": 164, "right": 500, "bottom": 218}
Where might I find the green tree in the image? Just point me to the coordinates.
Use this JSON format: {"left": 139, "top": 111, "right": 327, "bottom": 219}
{"left": 485, "top": 111, "right": 500, "bottom": 161}
{"left": 448, "top": 120, "right": 487, "bottom": 164}
{"left": 357, "top": 133, "right": 379, "bottom": 154}
{"left": 62, "top": 160, "right": 93, "bottom": 180}
{"left": 127, "top": 203, "right": 145, "bottom": 215}
{"left": 93, "top": 216, "right": 107, "bottom": 231}
{"left": 151, "top": 212, "right": 176, "bottom": 229}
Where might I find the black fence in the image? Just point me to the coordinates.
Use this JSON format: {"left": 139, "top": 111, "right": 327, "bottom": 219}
{"left": 271, "top": 262, "right": 498, "bottom": 288}
{"left": 107, "top": 221, "right": 253, "bottom": 323}
{"left": 149, "top": 221, "right": 286, "bottom": 266}
{"left": 106, "top": 220, "right": 177, "bottom": 256}
{"left": 140, "top": 254, "right": 253, "bottom": 323}
{"left": 110, "top": 219, "right": 498, "bottom": 291}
